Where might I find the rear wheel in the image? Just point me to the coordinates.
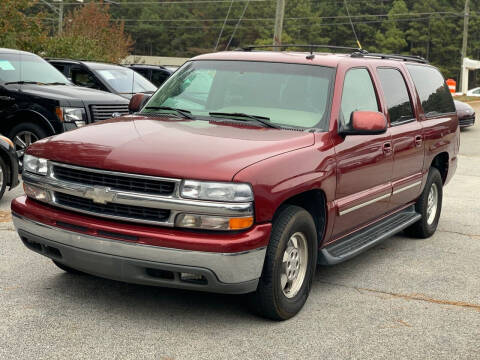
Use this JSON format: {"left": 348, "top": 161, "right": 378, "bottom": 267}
{"left": 8, "top": 123, "right": 48, "bottom": 168}
{"left": 405, "top": 167, "right": 443, "bottom": 238}
{"left": 52, "top": 260, "right": 84, "bottom": 275}
{"left": 250, "top": 205, "right": 318, "bottom": 320}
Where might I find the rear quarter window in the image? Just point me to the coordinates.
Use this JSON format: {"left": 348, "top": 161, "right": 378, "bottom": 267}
{"left": 406, "top": 64, "right": 455, "bottom": 116}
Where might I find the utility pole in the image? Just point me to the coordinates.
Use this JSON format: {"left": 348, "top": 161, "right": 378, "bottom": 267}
{"left": 58, "top": 0, "right": 63, "bottom": 35}
{"left": 273, "top": 0, "right": 286, "bottom": 49}
{"left": 460, "top": 0, "right": 470, "bottom": 93}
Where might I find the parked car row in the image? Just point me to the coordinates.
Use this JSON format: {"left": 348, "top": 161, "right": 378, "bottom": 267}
{"left": 0, "top": 48, "right": 176, "bottom": 173}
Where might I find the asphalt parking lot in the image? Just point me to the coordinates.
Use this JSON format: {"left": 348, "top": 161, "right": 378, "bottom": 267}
{"left": 1, "top": 112, "right": 479, "bottom": 360}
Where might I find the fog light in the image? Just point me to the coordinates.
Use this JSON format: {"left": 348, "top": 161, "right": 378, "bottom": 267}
{"left": 180, "top": 272, "right": 206, "bottom": 284}
{"left": 175, "top": 214, "right": 253, "bottom": 231}
{"left": 23, "top": 183, "right": 49, "bottom": 202}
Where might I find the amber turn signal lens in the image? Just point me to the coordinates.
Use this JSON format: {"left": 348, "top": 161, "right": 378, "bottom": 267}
{"left": 229, "top": 216, "right": 254, "bottom": 230}
{"left": 55, "top": 107, "right": 63, "bottom": 122}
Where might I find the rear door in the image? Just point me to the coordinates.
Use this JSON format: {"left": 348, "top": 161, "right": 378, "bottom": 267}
{"left": 332, "top": 67, "right": 393, "bottom": 239}
{"left": 376, "top": 67, "right": 424, "bottom": 209}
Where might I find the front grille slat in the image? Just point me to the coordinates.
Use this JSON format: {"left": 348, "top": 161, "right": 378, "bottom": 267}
{"left": 90, "top": 104, "right": 129, "bottom": 122}
{"left": 55, "top": 192, "right": 170, "bottom": 223}
{"left": 53, "top": 165, "right": 175, "bottom": 196}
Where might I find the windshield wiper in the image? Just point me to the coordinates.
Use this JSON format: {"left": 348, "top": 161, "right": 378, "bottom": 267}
{"left": 4, "top": 81, "right": 44, "bottom": 85}
{"left": 144, "top": 106, "right": 194, "bottom": 119}
{"left": 209, "top": 112, "right": 280, "bottom": 129}
{"left": 43, "top": 82, "right": 68, "bottom": 85}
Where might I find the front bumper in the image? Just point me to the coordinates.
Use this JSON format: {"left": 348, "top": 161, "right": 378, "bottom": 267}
{"left": 459, "top": 114, "right": 475, "bottom": 128}
{"left": 13, "top": 213, "right": 267, "bottom": 294}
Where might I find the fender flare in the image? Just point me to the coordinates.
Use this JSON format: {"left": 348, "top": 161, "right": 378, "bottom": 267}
{"left": 8, "top": 109, "right": 56, "bottom": 136}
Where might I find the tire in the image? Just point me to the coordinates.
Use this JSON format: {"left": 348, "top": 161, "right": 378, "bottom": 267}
{"left": 52, "top": 260, "right": 85, "bottom": 275}
{"left": 250, "top": 205, "right": 318, "bottom": 320}
{"left": 404, "top": 167, "right": 443, "bottom": 238}
{"left": 8, "top": 122, "right": 48, "bottom": 169}
{"left": 0, "top": 157, "right": 7, "bottom": 200}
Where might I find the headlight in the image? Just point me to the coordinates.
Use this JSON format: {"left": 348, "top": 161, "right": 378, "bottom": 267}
{"left": 56, "top": 107, "right": 86, "bottom": 127}
{"left": 23, "top": 154, "right": 48, "bottom": 175}
{"left": 181, "top": 180, "right": 253, "bottom": 202}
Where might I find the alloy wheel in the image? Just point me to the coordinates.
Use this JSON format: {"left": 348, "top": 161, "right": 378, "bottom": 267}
{"left": 14, "top": 131, "right": 39, "bottom": 167}
{"left": 426, "top": 183, "right": 438, "bottom": 225}
{"left": 280, "top": 232, "right": 308, "bottom": 298}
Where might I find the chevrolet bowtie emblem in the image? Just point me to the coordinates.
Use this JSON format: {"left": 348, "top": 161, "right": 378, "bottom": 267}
{"left": 84, "top": 186, "right": 115, "bottom": 204}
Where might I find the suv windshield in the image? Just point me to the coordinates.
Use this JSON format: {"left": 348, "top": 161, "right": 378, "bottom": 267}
{"left": 0, "top": 53, "right": 69, "bottom": 84}
{"left": 141, "top": 60, "right": 335, "bottom": 129}
{"left": 96, "top": 68, "right": 157, "bottom": 94}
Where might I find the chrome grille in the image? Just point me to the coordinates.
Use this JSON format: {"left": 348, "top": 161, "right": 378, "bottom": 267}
{"left": 90, "top": 104, "right": 129, "bottom": 122}
{"left": 55, "top": 192, "right": 170, "bottom": 223}
{"left": 53, "top": 165, "right": 175, "bottom": 196}
{"left": 22, "top": 162, "right": 253, "bottom": 227}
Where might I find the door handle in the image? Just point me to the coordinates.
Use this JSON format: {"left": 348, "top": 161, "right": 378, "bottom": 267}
{"left": 382, "top": 142, "right": 392, "bottom": 155}
{"left": 414, "top": 135, "right": 423, "bottom": 147}
{"left": 0, "top": 96, "right": 14, "bottom": 101}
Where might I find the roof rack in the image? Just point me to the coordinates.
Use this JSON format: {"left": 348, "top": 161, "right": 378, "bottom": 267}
{"left": 238, "top": 44, "right": 367, "bottom": 54}
{"left": 236, "top": 44, "right": 428, "bottom": 64}
{"left": 351, "top": 52, "right": 428, "bottom": 64}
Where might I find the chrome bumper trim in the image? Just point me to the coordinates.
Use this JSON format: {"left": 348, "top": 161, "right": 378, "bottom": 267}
{"left": 13, "top": 213, "right": 266, "bottom": 284}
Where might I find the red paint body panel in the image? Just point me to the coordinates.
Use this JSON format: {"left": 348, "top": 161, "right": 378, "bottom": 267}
{"left": 12, "top": 196, "right": 271, "bottom": 253}
{"left": 28, "top": 116, "right": 314, "bottom": 181}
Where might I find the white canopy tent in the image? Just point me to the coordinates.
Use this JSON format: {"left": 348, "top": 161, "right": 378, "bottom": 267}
{"left": 461, "top": 57, "right": 480, "bottom": 94}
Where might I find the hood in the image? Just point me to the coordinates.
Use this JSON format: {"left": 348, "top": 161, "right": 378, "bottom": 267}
{"left": 27, "top": 116, "right": 315, "bottom": 181}
{"left": 18, "top": 84, "right": 129, "bottom": 106}
{"left": 454, "top": 100, "right": 474, "bottom": 115}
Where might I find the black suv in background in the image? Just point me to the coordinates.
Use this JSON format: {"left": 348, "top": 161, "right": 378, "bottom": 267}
{"left": 48, "top": 59, "right": 157, "bottom": 99}
{"left": 0, "top": 48, "right": 129, "bottom": 162}
{"left": 126, "top": 64, "right": 172, "bottom": 87}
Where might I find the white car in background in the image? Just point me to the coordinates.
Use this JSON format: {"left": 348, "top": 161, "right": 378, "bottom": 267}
{"left": 466, "top": 87, "right": 480, "bottom": 96}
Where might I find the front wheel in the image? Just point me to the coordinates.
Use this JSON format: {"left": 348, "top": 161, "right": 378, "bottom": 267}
{"left": 405, "top": 167, "right": 443, "bottom": 238}
{"left": 250, "top": 205, "right": 318, "bottom": 320}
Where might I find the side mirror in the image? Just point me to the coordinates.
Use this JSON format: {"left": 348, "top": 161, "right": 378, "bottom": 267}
{"left": 128, "top": 93, "right": 151, "bottom": 113}
{"left": 340, "top": 111, "right": 387, "bottom": 136}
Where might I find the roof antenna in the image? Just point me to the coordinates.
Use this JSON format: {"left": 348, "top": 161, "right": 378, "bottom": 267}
{"left": 344, "top": 0, "right": 362, "bottom": 50}
{"left": 306, "top": 45, "right": 315, "bottom": 60}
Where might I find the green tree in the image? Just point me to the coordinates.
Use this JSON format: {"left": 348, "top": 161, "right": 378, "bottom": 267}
{"left": 0, "top": 0, "right": 47, "bottom": 52}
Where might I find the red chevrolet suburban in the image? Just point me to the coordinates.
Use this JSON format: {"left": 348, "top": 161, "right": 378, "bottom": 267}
{"left": 12, "top": 47, "right": 459, "bottom": 320}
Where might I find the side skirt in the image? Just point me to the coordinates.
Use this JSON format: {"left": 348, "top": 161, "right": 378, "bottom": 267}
{"left": 319, "top": 205, "right": 421, "bottom": 265}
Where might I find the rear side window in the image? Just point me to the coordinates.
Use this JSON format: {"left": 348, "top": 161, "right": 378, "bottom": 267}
{"left": 406, "top": 64, "right": 455, "bottom": 116}
{"left": 377, "top": 68, "right": 414, "bottom": 124}
{"left": 340, "top": 68, "right": 379, "bottom": 125}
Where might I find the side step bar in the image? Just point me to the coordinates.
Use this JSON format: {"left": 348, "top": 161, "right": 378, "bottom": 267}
{"left": 319, "top": 205, "right": 421, "bottom": 265}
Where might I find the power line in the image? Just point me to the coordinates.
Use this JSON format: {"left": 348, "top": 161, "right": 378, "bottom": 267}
{"left": 122, "top": 14, "right": 461, "bottom": 30}
{"left": 214, "top": 0, "right": 234, "bottom": 50}
{"left": 59, "top": 0, "right": 270, "bottom": 4}
{"left": 225, "top": 0, "right": 249, "bottom": 50}
{"left": 114, "top": 11, "right": 462, "bottom": 22}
